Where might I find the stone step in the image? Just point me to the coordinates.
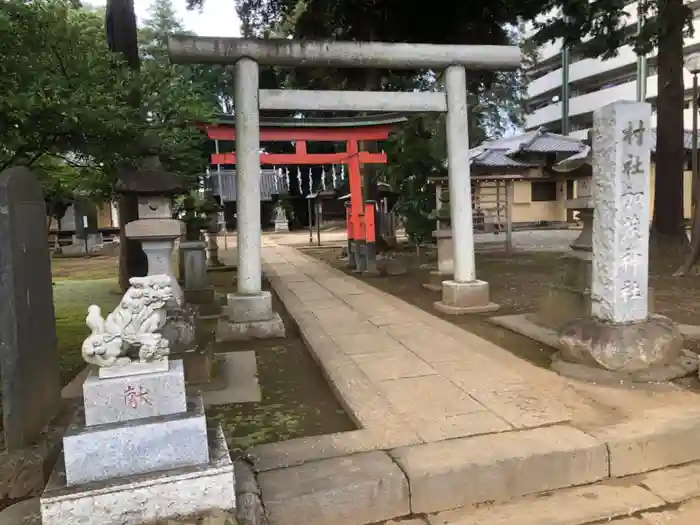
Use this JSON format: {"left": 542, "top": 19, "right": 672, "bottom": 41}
{"left": 426, "top": 460, "right": 700, "bottom": 525}
{"left": 389, "top": 424, "right": 608, "bottom": 515}
{"left": 428, "top": 483, "right": 665, "bottom": 525}
{"left": 257, "top": 451, "right": 410, "bottom": 525}
{"left": 63, "top": 395, "right": 208, "bottom": 485}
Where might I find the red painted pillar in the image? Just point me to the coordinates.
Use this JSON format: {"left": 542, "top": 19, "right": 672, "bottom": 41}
{"left": 344, "top": 200, "right": 356, "bottom": 268}
{"left": 347, "top": 140, "right": 366, "bottom": 271}
{"left": 364, "top": 201, "right": 380, "bottom": 275}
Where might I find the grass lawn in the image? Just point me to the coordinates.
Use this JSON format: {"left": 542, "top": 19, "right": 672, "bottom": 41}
{"left": 49, "top": 255, "right": 354, "bottom": 455}
{"left": 52, "top": 255, "right": 121, "bottom": 386}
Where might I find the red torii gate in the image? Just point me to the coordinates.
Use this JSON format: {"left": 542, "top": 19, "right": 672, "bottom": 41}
{"left": 204, "top": 115, "right": 405, "bottom": 269}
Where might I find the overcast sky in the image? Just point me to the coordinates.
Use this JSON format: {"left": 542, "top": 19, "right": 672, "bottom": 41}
{"left": 89, "top": 0, "right": 242, "bottom": 37}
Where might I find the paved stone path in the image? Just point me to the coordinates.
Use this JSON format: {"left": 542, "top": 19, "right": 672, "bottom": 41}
{"left": 265, "top": 227, "right": 580, "bottom": 252}
{"left": 262, "top": 242, "right": 571, "bottom": 443}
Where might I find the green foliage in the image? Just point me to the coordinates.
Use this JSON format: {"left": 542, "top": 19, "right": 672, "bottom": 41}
{"left": 0, "top": 0, "right": 217, "bottom": 208}
{"left": 531, "top": 0, "right": 689, "bottom": 243}
{"left": 531, "top": 0, "right": 693, "bottom": 59}
{"left": 384, "top": 117, "right": 443, "bottom": 245}
{"left": 0, "top": 0, "right": 138, "bottom": 172}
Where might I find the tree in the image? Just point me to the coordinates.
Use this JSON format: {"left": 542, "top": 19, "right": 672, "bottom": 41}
{"left": 0, "top": 0, "right": 139, "bottom": 173}
{"left": 0, "top": 0, "right": 215, "bottom": 285}
{"left": 531, "top": 0, "right": 693, "bottom": 253}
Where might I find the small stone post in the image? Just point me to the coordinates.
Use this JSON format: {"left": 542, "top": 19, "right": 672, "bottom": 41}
{"left": 434, "top": 65, "right": 499, "bottom": 314}
{"left": 216, "top": 58, "right": 285, "bottom": 341}
{"left": 555, "top": 101, "right": 689, "bottom": 382}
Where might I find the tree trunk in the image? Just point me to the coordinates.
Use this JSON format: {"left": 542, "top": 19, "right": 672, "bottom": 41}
{"left": 106, "top": 0, "right": 146, "bottom": 290}
{"left": 118, "top": 195, "right": 148, "bottom": 289}
{"left": 651, "top": 0, "right": 688, "bottom": 255}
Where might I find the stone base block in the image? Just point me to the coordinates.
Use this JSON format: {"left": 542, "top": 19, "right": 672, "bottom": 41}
{"left": 40, "top": 426, "right": 235, "bottom": 525}
{"left": 422, "top": 270, "right": 451, "bottom": 292}
{"left": 225, "top": 291, "right": 274, "bottom": 323}
{"left": 184, "top": 347, "right": 215, "bottom": 385}
{"left": 63, "top": 396, "right": 208, "bottom": 485}
{"left": 216, "top": 313, "right": 286, "bottom": 342}
{"left": 434, "top": 280, "right": 500, "bottom": 315}
{"left": 556, "top": 315, "right": 692, "bottom": 380}
{"left": 535, "top": 283, "right": 655, "bottom": 331}
{"left": 83, "top": 360, "right": 187, "bottom": 427}
{"left": 185, "top": 287, "right": 215, "bottom": 305}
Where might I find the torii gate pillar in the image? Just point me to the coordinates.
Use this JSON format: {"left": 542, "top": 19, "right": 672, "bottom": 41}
{"left": 216, "top": 57, "right": 286, "bottom": 341}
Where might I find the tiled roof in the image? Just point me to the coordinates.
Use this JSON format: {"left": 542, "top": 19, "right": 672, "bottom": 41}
{"left": 471, "top": 149, "right": 535, "bottom": 168}
{"left": 470, "top": 128, "right": 587, "bottom": 168}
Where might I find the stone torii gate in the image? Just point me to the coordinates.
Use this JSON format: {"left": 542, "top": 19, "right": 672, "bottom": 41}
{"left": 168, "top": 37, "right": 520, "bottom": 325}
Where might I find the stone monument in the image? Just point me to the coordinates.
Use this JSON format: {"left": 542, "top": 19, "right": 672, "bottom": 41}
{"left": 553, "top": 101, "right": 696, "bottom": 382}
{"left": 274, "top": 201, "right": 289, "bottom": 233}
{"left": 424, "top": 185, "right": 453, "bottom": 292}
{"left": 40, "top": 275, "right": 235, "bottom": 525}
{"left": 0, "top": 167, "right": 62, "bottom": 450}
{"left": 181, "top": 239, "right": 220, "bottom": 317}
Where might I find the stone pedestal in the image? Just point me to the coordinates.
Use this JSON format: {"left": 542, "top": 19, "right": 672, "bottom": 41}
{"left": 424, "top": 229, "right": 453, "bottom": 291}
{"left": 204, "top": 230, "right": 224, "bottom": 268}
{"left": 274, "top": 206, "right": 289, "bottom": 233}
{"left": 435, "top": 229, "right": 454, "bottom": 275}
{"left": 180, "top": 241, "right": 220, "bottom": 317}
{"left": 216, "top": 291, "right": 286, "bottom": 341}
{"left": 433, "top": 280, "right": 500, "bottom": 315}
{"left": 40, "top": 360, "right": 235, "bottom": 525}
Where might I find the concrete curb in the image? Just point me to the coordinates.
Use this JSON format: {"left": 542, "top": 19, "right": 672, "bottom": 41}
{"left": 257, "top": 245, "right": 700, "bottom": 525}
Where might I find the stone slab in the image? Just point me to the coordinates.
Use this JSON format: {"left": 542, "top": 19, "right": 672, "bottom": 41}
{"left": 258, "top": 451, "right": 409, "bottom": 525}
{"left": 468, "top": 385, "right": 571, "bottom": 429}
{"left": 641, "top": 499, "right": 700, "bottom": 525}
{"left": 640, "top": 461, "right": 700, "bottom": 503}
{"left": 679, "top": 324, "right": 700, "bottom": 340}
{"left": 185, "top": 287, "right": 216, "bottom": 305}
{"left": 390, "top": 425, "right": 608, "bottom": 514}
{"left": 83, "top": 360, "right": 187, "bottom": 427}
{"left": 97, "top": 361, "right": 169, "bottom": 379}
{"left": 202, "top": 352, "right": 262, "bottom": 406}
{"left": 489, "top": 313, "right": 560, "bottom": 349}
{"left": 428, "top": 483, "right": 664, "bottom": 525}
{"left": 40, "top": 425, "right": 235, "bottom": 525}
{"left": 590, "top": 406, "right": 700, "bottom": 477}
{"left": 63, "top": 396, "right": 209, "bottom": 485}
{"left": 216, "top": 312, "right": 286, "bottom": 341}
{"left": 0, "top": 167, "right": 62, "bottom": 450}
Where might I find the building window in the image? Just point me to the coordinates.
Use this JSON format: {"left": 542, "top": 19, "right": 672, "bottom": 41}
{"left": 531, "top": 181, "right": 558, "bottom": 202}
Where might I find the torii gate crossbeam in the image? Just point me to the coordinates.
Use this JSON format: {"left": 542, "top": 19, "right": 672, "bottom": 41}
{"left": 169, "top": 36, "right": 519, "bottom": 326}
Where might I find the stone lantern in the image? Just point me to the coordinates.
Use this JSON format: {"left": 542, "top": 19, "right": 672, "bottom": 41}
{"left": 116, "top": 136, "right": 196, "bottom": 354}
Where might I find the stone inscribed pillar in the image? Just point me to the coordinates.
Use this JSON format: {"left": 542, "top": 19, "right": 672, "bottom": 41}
{"left": 0, "top": 167, "right": 61, "bottom": 450}
{"left": 591, "top": 112, "right": 650, "bottom": 323}
{"left": 555, "top": 101, "right": 695, "bottom": 383}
